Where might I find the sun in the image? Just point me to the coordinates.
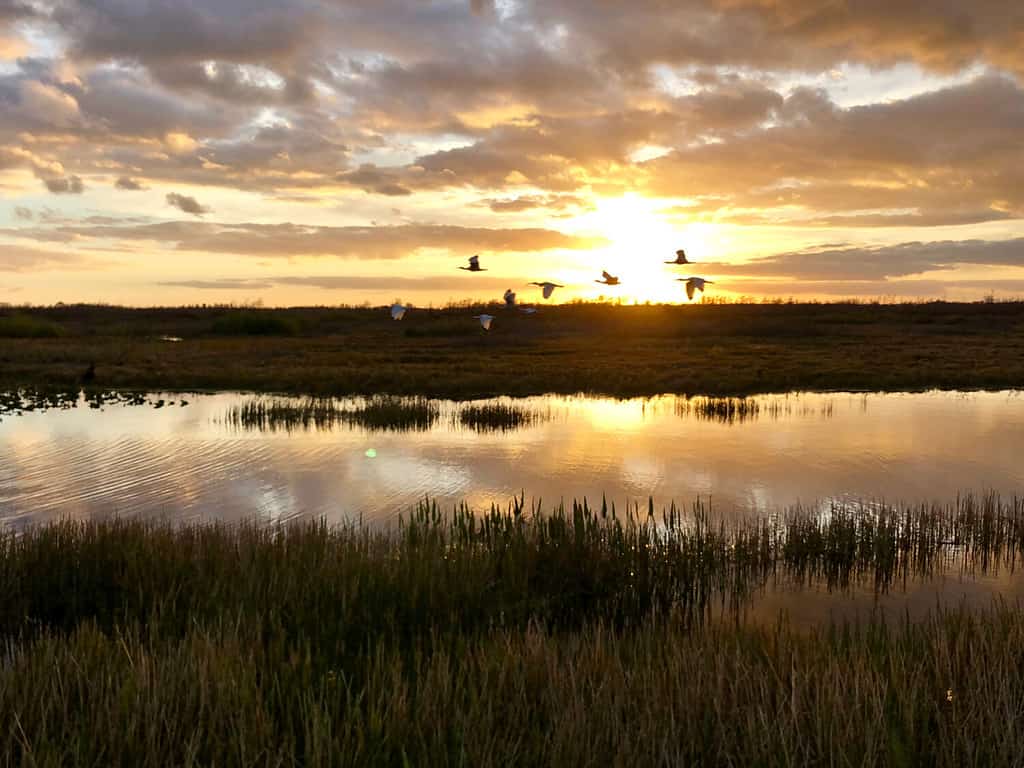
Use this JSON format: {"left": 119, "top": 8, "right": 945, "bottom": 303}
{"left": 575, "top": 194, "right": 699, "bottom": 304}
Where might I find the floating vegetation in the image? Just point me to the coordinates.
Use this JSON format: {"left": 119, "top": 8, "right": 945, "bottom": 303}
{"left": 456, "top": 401, "right": 550, "bottom": 432}
{"left": 224, "top": 395, "right": 441, "bottom": 432}
{"left": 0, "top": 389, "right": 81, "bottom": 418}
{"left": 0, "top": 389, "right": 180, "bottom": 419}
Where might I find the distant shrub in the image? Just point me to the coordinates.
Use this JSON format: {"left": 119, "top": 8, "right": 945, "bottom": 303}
{"left": 0, "top": 314, "right": 65, "bottom": 338}
{"left": 210, "top": 311, "right": 299, "bottom": 336}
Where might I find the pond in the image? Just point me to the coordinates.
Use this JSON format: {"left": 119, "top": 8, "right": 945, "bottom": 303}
{"left": 3, "top": 388, "right": 1024, "bottom": 623}
{"left": 2, "top": 389, "right": 1022, "bottom": 527}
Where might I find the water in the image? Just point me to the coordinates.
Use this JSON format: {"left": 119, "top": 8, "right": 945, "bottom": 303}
{"left": 2, "top": 390, "right": 1023, "bottom": 528}
{"left": 3, "top": 388, "right": 1024, "bottom": 624}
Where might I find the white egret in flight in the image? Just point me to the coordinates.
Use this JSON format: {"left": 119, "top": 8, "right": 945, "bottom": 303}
{"left": 503, "top": 289, "right": 516, "bottom": 308}
{"left": 677, "top": 276, "right": 714, "bottom": 300}
{"left": 390, "top": 303, "right": 407, "bottom": 320}
{"left": 459, "top": 254, "right": 486, "bottom": 272}
{"left": 595, "top": 270, "right": 620, "bottom": 286}
{"left": 528, "top": 281, "right": 564, "bottom": 299}
{"left": 473, "top": 314, "right": 495, "bottom": 330}
{"left": 665, "top": 249, "right": 690, "bottom": 265}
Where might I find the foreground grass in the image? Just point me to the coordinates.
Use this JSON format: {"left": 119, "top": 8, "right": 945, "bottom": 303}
{"left": 7, "top": 608, "right": 1024, "bottom": 767}
{"left": 2, "top": 496, "right": 1024, "bottom": 764}
{"left": 3, "top": 301, "right": 1024, "bottom": 397}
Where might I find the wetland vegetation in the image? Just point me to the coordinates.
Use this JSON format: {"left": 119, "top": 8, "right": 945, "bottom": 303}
{"left": 3, "top": 301, "right": 1024, "bottom": 398}
{"left": 2, "top": 494, "right": 1024, "bottom": 765}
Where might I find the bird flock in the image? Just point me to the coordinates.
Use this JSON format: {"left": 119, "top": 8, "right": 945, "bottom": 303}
{"left": 390, "top": 248, "right": 714, "bottom": 331}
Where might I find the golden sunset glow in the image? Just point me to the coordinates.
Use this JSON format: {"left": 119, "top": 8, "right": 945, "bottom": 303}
{"left": 1, "top": 2, "right": 1022, "bottom": 306}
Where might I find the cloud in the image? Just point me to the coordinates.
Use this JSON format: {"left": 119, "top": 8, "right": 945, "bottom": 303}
{"left": 115, "top": 176, "right": 144, "bottom": 190}
{"left": 14, "top": 206, "right": 33, "bottom": 220}
{"left": 160, "top": 274, "right": 514, "bottom": 291}
{"left": 13, "top": 219, "right": 604, "bottom": 259}
{"left": 707, "top": 238, "right": 1024, "bottom": 281}
{"left": 482, "top": 194, "right": 592, "bottom": 213}
{"left": 166, "top": 193, "right": 210, "bottom": 216}
{"left": 44, "top": 175, "right": 85, "bottom": 194}
{"left": 0, "top": 245, "right": 90, "bottom": 272}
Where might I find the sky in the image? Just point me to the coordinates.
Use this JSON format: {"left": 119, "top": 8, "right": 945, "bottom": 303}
{"left": 1, "top": 0, "right": 1023, "bottom": 307}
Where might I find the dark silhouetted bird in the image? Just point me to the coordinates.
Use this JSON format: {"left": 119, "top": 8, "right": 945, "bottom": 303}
{"left": 665, "top": 249, "right": 690, "bottom": 265}
{"left": 596, "top": 270, "right": 620, "bottom": 285}
{"left": 459, "top": 254, "right": 486, "bottom": 272}
{"left": 528, "top": 281, "right": 564, "bottom": 299}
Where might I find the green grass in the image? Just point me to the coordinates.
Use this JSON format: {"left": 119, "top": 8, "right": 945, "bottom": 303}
{"left": 1, "top": 495, "right": 1024, "bottom": 764}
{"left": 3, "top": 301, "right": 1024, "bottom": 397}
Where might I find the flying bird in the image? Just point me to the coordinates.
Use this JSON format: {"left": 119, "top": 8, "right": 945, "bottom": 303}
{"left": 677, "top": 276, "right": 714, "bottom": 300}
{"left": 665, "top": 249, "right": 690, "bottom": 265}
{"left": 390, "top": 303, "right": 407, "bottom": 320}
{"left": 459, "top": 254, "right": 486, "bottom": 272}
{"left": 503, "top": 289, "right": 516, "bottom": 308}
{"left": 595, "top": 270, "right": 620, "bottom": 286}
{"left": 528, "top": 281, "right": 564, "bottom": 299}
{"left": 473, "top": 314, "right": 495, "bottom": 330}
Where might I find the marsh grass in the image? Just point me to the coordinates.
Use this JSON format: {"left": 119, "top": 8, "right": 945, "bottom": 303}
{"left": 224, "top": 395, "right": 440, "bottom": 432}
{"left": 456, "top": 401, "right": 550, "bottom": 431}
{"left": 2, "top": 496, "right": 1024, "bottom": 764}
{"left": 677, "top": 395, "right": 761, "bottom": 423}
{"left": 0, "top": 313, "right": 65, "bottom": 338}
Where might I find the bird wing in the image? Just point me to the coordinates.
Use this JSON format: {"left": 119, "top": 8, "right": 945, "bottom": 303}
{"left": 468, "top": 255, "right": 479, "bottom": 267}
{"left": 686, "top": 281, "right": 695, "bottom": 300}
{"left": 602, "top": 270, "right": 612, "bottom": 280}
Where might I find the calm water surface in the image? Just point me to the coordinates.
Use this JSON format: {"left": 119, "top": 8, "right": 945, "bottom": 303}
{"left": 3, "top": 389, "right": 1024, "bottom": 623}
{"left": 2, "top": 390, "right": 1023, "bottom": 528}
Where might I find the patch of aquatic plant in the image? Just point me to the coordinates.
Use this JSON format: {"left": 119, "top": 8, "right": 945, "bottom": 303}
{"left": 224, "top": 395, "right": 441, "bottom": 432}
{"left": 0, "top": 389, "right": 179, "bottom": 419}
{"left": 0, "top": 388, "right": 80, "bottom": 418}
{"left": 677, "top": 395, "right": 761, "bottom": 423}
{"left": 4, "top": 493, "right": 1023, "bottom": 643}
{"left": 456, "top": 401, "right": 550, "bottom": 431}
{"left": 2, "top": 501, "right": 1024, "bottom": 764}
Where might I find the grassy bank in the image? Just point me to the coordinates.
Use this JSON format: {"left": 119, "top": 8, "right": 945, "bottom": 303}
{"left": 2, "top": 301, "right": 1024, "bottom": 397}
{"left": 2, "top": 495, "right": 1024, "bottom": 764}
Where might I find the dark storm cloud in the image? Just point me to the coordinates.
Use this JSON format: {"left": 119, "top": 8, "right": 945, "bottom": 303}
{"left": 56, "top": 0, "right": 320, "bottom": 65}
{"left": 166, "top": 193, "right": 210, "bottom": 216}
